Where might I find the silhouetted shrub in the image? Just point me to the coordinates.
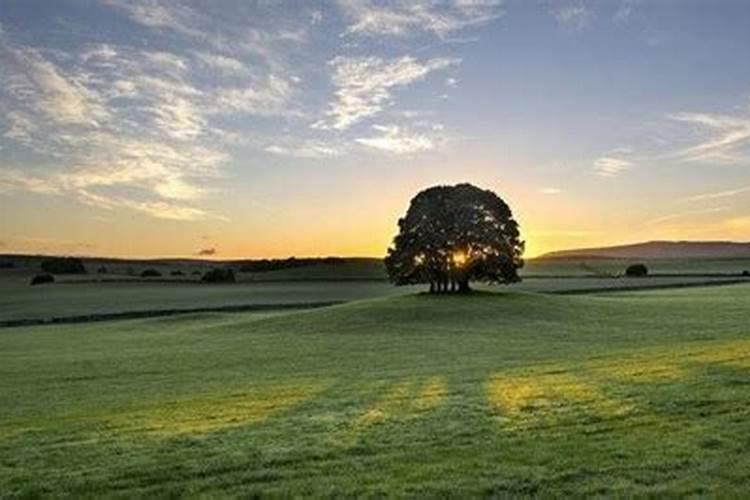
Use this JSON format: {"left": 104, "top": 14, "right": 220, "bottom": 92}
{"left": 0, "top": 260, "right": 14, "bottom": 269}
{"left": 201, "top": 268, "right": 235, "bottom": 283}
{"left": 191, "top": 270, "right": 202, "bottom": 276}
{"left": 170, "top": 270, "right": 184, "bottom": 276}
{"left": 141, "top": 269, "right": 162, "bottom": 278}
{"left": 30, "top": 273, "right": 55, "bottom": 286}
{"left": 238, "top": 257, "right": 344, "bottom": 273}
{"left": 97, "top": 266, "right": 108, "bottom": 274}
{"left": 41, "top": 257, "right": 86, "bottom": 274}
{"left": 625, "top": 264, "right": 648, "bottom": 277}
{"left": 743, "top": 270, "right": 750, "bottom": 277}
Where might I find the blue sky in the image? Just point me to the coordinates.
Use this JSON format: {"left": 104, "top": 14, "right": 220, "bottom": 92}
{"left": 1, "top": 0, "right": 750, "bottom": 257}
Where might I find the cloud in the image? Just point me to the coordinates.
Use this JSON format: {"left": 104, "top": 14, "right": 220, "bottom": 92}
{"left": 668, "top": 112, "right": 750, "bottom": 164}
{"left": 193, "top": 52, "right": 245, "bottom": 73}
{"left": 0, "top": 169, "right": 61, "bottom": 195}
{"left": 214, "top": 75, "right": 295, "bottom": 117}
{"left": 7, "top": 48, "right": 110, "bottom": 126}
{"left": 338, "top": 0, "right": 503, "bottom": 38}
{"left": 355, "top": 124, "right": 436, "bottom": 154}
{"left": 613, "top": 0, "right": 640, "bottom": 23}
{"left": 265, "top": 140, "right": 343, "bottom": 159}
{"left": 314, "top": 56, "right": 459, "bottom": 130}
{"left": 681, "top": 185, "right": 750, "bottom": 203}
{"left": 593, "top": 156, "right": 633, "bottom": 177}
{"left": 0, "top": 19, "right": 303, "bottom": 222}
{"left": 104, "top": 0, "right": 203, "bottom": 38}
{"left": 197, "top": 247, "right": 217, "bottom": 256}
{"left": 647, "top": 206, "right": 730, "bottom": 226}
{"left": 550, "top": 5, "right": 591, "bottom": 31}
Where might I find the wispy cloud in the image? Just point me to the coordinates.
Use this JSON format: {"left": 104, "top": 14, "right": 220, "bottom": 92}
{"left": 104, "top": 0, "right": 204, "bottom": 38}
{"left": 355, "top": 124, "right": 437, "bottom": 154}
{"left": 550, "top": 4, "right": 591, "bottom": 31}
{"left": 669, "top": 112, "right": 750, "bottom": 164}
{"left": 647, "top": 206, "right": 730, "bottom": 226}
{"left": 593, "top": 156, "right": 633, "bottom": 177}
{"left": 681, "top": 185, "right": 750, "bottom": 203}
{"left": 339, "top": 0, "right": 503, "bottom": 38}
{"left": 314, "top": 56, "right": 458, "bottom": 130}
{"left": 613, "top": 0, "right": 639, "bottom": 23}
{"left": 0, "top": 5, "right": 315, "bottom": 222}
{"left": 265, "top": 140, "right": 344, "bottom": 159}
{"left": 197, "top": 247, "right": 217, "bottom": 256}
{"left": 7, "top": 48, "right": 110, "bottom": 126}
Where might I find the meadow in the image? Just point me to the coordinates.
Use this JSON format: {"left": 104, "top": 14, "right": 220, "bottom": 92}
{"left": 3, "top": 256, "right": 750, "bottom": 324}
{"left": 2, "top": 284, "right": 750, "bottom": 496}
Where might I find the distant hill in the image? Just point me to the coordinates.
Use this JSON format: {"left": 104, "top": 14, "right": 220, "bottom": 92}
{"left": 537, "top": 241, "right": 750, "bottom": 260}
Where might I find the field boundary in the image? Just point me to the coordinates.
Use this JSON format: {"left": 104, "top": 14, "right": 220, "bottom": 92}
{"left": 0, "top": 301, "right": 343, "bottom": 329}
{"left": 549, "top": 278, "right": 750, "bottom": 295}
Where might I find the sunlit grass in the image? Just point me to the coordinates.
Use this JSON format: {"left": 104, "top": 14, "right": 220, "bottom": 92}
{"left": 2, "top": 285, "right": 750, "bottom": 496}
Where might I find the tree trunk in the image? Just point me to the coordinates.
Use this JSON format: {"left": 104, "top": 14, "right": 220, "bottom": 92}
{"left": 429, "top": 281, "right": 435, "bottom": 294}
{"left": 459, "top": 279, "right": 471, "bottom": 294}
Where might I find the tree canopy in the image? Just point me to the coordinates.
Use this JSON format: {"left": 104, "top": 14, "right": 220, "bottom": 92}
{"left": 385, "top": 183, "right": 524, "bottom": 293}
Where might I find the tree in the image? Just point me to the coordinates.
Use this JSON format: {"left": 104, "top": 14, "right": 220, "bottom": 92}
{"left": 385, "top": 183, "right": 524, "bottom": 293}
{"left": 41, "top": 257, "right": 86, "bottom": 274}
{"left": 625, "top": 263, "right": 648, "bottom": 277}
{"left": 201, "top": 268, "right": 235, "bottom": 283}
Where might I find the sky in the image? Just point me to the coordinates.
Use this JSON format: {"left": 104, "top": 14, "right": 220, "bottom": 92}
{"left": 1, "top": 0, "right": 750, "bottom": 259}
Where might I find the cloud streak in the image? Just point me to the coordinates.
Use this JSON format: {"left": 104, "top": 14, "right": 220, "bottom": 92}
{"left": 314, "top": 56, "right": 458, "bottom": 130}
{"left": 669, "top": 112, "right": 750, "bottom": 164}
{"left": 338, "top": 0, "right": 503, "bottom": 38}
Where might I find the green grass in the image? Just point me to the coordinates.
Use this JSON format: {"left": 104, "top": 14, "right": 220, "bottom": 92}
{"left": 2, "top": 285, "right": 750, "bottom": 496}
{"left": 3, "top": 269, "right": 747, "bottom": 323}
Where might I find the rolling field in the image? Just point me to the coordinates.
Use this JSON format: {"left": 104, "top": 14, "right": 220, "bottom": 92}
{"left": 2, "top": 285, "right": 750, "bottom": 496}
{"left": 3, "top": 262, "right": 749, "bottom": 324}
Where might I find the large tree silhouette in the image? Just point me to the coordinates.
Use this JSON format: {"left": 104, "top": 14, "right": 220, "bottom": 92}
{"left": 385, "top": 183, "right": 524, "bottom": 293}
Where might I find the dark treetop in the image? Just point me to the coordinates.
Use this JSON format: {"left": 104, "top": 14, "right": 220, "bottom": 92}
{"left": 385, "top": 183, "right": 524, "bottom": 293}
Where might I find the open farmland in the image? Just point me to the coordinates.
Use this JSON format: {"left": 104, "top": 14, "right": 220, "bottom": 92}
{"left": 3, "top": 257, "right": 750, "bottom": 325}
{"left": 2, "top": 284, "right": 750, "bottom": 496}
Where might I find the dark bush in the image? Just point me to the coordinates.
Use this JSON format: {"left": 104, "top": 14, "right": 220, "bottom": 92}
{"left": 97, "top": 266, "right": 108, "bottom": 274}
{"left": 30, "top": 273, "right": 55, "bottom": 286}
{"left": 41, "top": 257, "right": 86, "bottom": 274}
{"left": 238, "top": 257, "right": 344, "bottom": 273}
{"left": 201, "top": 268, "right": 235, "bottom": 283}
{"left": 743, "top": 270, "right": 750, "bottom": 277}
{"left": 625, "top": 263, "right": 649, "bottom": 277}
{"left": 0, "top": 260, "right": 14, "bottom": 269}
{"left": 170, "top": 270, "right": 184, "bottom": 276}
{"left": 141, "top": 269, "right": 162, "bottom": 278}
{"left": 191, "top": 270, "right": 202, "bottom": 276}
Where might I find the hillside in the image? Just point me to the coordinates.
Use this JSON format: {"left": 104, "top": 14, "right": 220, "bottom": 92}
{"left": 538, "top": 241, "right": 750, "bottom": 260}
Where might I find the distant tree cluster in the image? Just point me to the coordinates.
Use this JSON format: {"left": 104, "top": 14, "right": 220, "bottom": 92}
{"left": 41, "top": 257, "right": 86, "bottom": 274}
{"left": 625, "top": 264, "right": 649, "bottom": 277}
{"left": 238, "top": 257, "right": 344, "bottom": 273}
{"left": 0, "top": 260, "right": 14, "bottom": 269}
{"left": 141, "top": 269, "right": 162, "bottom": 278}
{"left": 201, "top": 268, "right": 235, "bottom": 283}
{"left": 386, "top": 183, "right": 524, "bottom": 293}
{"left": 30, "top": 273, "right": 55, "bottom": 286}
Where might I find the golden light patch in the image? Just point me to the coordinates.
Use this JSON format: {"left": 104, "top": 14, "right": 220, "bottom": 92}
{"left": 113, "top": 381, "right": 327, "bottom": 437}
{"left": 487, "top": 372, "right": 631, "bottom": 429}
{"left": 591, "top": 357, "right": 686, "bottom": 383}
{"left": 414, "top": 377, "right": 447, "bottom": 412}
{"left": 340, "top": 377, "right": 446, "bottom": 445}
{"left": 684, "top": 339, "right": 750, "bottom": 368}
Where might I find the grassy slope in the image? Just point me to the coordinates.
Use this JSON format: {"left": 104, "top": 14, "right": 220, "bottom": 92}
{"left": 2, "top": 285, "right": 750, "bottom": 496}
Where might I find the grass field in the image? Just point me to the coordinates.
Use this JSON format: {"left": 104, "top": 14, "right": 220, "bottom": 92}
{"left": 2, "top": 284, "right": 750, "bottom": 496}
{"left": 3, "top": 265, "right": 748, "bottom": 324}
